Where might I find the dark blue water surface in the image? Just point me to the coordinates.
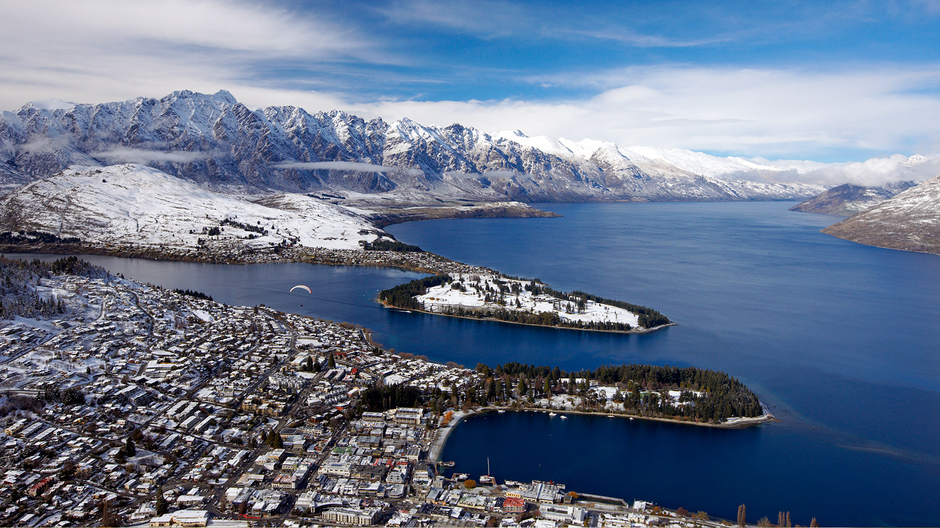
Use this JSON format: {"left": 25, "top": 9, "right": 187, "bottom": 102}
{"left": 11, "top": 202, "right": 940, "bottom": 525}
{"left": 389, "top": 202, "right": 940, "bottom": 527}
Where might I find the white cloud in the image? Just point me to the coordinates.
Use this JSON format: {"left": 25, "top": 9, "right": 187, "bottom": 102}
{"left": 273, "top": 161, "right": 423, "bottom": 176}
{"left": 799, "top": 155, "right": 940, "bottom": 186}
{"left": 345, "top": 66, "right": 940, "bottom": 162}
{"left": 0, "top": 0, "right": 380, "bottom": 109}
{"left": 92, "top": 148, "right": 208, "bottom": 164}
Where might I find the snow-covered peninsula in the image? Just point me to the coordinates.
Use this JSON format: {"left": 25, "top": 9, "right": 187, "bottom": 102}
{"left": 381, "top": 273, "right": 672, "bottom": 333}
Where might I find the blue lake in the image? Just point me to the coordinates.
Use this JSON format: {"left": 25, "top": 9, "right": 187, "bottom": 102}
{"left": 10, "top": 201, "right": 940, "bottom": 526}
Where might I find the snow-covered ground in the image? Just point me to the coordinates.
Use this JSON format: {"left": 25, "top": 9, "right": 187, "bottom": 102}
{"left": 415, "top": 273, "right": 641, "bottom": 328}
{"left": 0, "top": 164, "right": 386, "bottom": 251}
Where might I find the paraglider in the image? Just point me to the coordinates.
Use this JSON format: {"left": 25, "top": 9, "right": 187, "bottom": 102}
{"left": 290, "top": 285, "right": 312, "bottom": 294}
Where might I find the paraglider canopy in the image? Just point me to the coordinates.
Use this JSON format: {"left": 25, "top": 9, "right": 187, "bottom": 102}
{"left": 290, "top": 285, "right": 312, "bottom": 294}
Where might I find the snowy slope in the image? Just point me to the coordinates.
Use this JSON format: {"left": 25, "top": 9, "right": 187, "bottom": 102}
{"left": 790, "top": 182, "right": 917, "bottom": 216}
{"left": 0, "top": 164, "right": 386, "bottom": 251}
{"left": 822, "top": 175, "right": 940, "bottom": 254}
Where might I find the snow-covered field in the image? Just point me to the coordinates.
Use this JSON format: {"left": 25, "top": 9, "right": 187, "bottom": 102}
{"left": 415, "top": 273, "right": 641, "bottom": 327}
{"left": 0, "top": 164, "right": 386, "bottom": 251}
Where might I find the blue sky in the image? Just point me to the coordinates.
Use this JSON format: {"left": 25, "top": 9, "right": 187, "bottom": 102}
{"left": 1, "top": 0, "right": 939, "bottom": 162}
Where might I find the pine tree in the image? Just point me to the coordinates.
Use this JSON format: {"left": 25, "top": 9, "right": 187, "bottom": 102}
{"left": 327, "top": 352, "right": 336, "bottom": 369}
{"left": 155, "top": 487, "right": 168, "bottom": 515}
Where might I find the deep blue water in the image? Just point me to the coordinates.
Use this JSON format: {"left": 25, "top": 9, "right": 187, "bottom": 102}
{"left": 10, "top": 201, "right": 940, "bottom": 525}
{"left": 389, "top": 202, "right": 940, "bottom": 527}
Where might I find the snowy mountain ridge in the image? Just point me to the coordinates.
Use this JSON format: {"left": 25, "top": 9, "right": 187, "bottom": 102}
{"left": 0, "top": 89, "right": 834, "bottom": 203}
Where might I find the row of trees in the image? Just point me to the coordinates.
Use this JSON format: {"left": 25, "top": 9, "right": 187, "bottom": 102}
{"left": 360, "top": 384, "right": 422, "bottom": 412}
{"left": 360, "top": 239, "right": 423, "bottom": 252}
{"left": 39, "top": 386, "right": 86, "bottom": 406}
{"left": 476, "top": 362, "right": 763, "bottom": 421}
{"left": 172, "top": 288, "right": 213, "bottom": 301}
{"left": 0, "top": 230, "right": 81, "bottom": 245}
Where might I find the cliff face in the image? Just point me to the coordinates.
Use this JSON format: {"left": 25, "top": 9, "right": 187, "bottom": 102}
{"left": 0, "top": 90, "right": 825, "bottom": 204}
{"left": 822, "top": 175, "right": 940, "bottom": 254}
{"left": 790, "top": 182, "right": 917, "bottom": 216}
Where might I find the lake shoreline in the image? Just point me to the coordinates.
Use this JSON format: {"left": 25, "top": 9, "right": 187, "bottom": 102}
{"left": 430, "top": 406, "right": 778, "bottom": 462}
{"left": 379, "top": 300, "right": 676, "bottom": 335}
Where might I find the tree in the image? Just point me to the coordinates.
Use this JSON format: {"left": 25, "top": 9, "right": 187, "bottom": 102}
{"left": 757, "top": 517, "right": 771, "bottom": 527}
{"left": 517, "top": 378, "right": 528, "bottom": 396}
{"left": 676, "top": 507, "right": 689, "bottom": 517}
{"left": 737, "top": 504, "right": 746, "bottom": 527}
{"left": 266, "top": 430, "right": 283, "bottom": 448}
{"left": 124, "top": 437, "right": 136, "bottom": 457}
{"left": 543, "top": 378, "right": 552, "bottom": 397}
{"left": 464, "top": 479, "right": 477, "bottom": 489}
{"left": 155, "top": 487, "right": 169, "bottom": 515}
{"left": 810, "top": 518, "right": 819, "bottom": 528}
{"left": 327, "top": 352, "right": 336, "bottom": 369}
{"left": 304, "top": 356, "right": 314, "bottom": 372}
{"left": 100, "top": 500, "right": 119, "bottom": 527}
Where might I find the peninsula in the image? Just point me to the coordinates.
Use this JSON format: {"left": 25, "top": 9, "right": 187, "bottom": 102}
{"left": 379, "top": 273, "right": 672, "bottom": 333}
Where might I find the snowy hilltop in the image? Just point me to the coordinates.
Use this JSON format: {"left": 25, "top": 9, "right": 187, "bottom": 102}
{"left": 0, "top": 89, "right": 831, "bottom": 203}
{"left": 0, "top": 164, "right": 388, "bottom": 256}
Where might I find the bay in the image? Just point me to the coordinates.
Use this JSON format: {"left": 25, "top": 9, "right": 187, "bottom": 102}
{"left": 388, "top": 202, "right": 940, "bottom": 527}
{"left": 9, "top": 201, "right": 940, "bottom": 525}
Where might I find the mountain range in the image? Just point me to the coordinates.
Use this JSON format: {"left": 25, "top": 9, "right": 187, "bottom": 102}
{"left": 1, "top": 89, "right": 833, "bottom": 204}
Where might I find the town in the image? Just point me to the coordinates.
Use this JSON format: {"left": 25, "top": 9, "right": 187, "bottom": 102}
{"left": 1, "top": 257, "right": 767, "bottom": 527}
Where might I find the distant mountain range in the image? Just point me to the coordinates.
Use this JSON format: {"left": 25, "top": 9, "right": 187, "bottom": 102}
{"left": 790, "top": 181, "right": 917, "bottom": 216}
{"left": 822, "top": 175, "right": 940, "bottom": 255}
{"left": 0, "top": 89, "right": 834, "bottom": 203}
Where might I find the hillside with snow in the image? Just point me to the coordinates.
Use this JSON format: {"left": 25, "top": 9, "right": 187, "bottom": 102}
{"left": 0, "top": 164, "right": 388, "bottom": 254}
{"left": 822, "top": 175, "right": 940, "bottom": 254}
{"left": 0, "top": 90, "right": 835, "bottom": 204}
{"left": 790, "top": 181, "right": 917, "bottom": 216}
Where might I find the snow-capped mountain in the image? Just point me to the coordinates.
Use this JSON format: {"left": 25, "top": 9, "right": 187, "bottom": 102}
{"left": 0, "top": 90, "right": 827, "bottom": 203}
{"left": 0, "top": 164, "right": 387, "bottom": 252}
{"left": 790, "top": 181, "right": 917, "bottom": 216}
{"left": 822, "top": 175, "right": 940, "bottom": 254}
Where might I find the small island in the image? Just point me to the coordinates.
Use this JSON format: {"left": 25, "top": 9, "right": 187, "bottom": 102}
{"left": 379, "top": 272, "right": 673, "bottom": 333}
